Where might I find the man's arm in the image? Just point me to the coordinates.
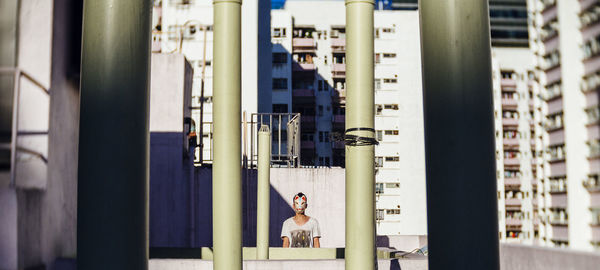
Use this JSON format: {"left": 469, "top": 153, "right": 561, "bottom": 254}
{"left": 282, "top": 237, "right": 290, "bottom": 248}
{"left": 313, "top": 237, "right": 320, "bottom": 248}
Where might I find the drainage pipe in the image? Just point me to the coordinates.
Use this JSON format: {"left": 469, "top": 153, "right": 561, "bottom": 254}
{"left": 256, "top": 125, "right": 271, "bottom": 259}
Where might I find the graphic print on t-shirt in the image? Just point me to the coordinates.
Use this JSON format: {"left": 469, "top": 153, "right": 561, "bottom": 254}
{"left": 290, "top": 229, "right": 312, "bottom": 247}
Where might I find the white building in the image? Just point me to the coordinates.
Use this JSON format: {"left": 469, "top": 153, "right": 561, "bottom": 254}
{"left": 492, "top": 47, "right": 542, "bottom": 245}
{"left": 527, "top": 0, "right": 600, "bottom": 251}
{"left": 156, "top": 0, "right": 272, "bottom": 163}
{"left": 271, "top": 0, "right": 427, "bottom": 236}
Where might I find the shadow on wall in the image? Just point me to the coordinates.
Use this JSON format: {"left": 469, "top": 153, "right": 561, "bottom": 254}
{"left": 149, "top": 145, "right": 295, "bottom": 248}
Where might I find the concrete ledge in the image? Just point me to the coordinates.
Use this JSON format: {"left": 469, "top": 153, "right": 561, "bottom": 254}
{"left": 149, "top": 258, "right": 428, "bottom": 270}
{"left": 500, "top": 244, "right": 600, "bottom": 270}
{"left": 150, "top": 247, "right": 405, "bottom": 260}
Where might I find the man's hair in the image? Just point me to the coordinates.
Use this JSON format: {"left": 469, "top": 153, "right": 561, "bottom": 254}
{"left": 293, "top": 192, "right": 307, "bottom": 202}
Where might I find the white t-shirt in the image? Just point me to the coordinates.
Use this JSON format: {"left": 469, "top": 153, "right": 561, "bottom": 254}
{"left": 280, "top": 216, "right": 321, "bottom": 248}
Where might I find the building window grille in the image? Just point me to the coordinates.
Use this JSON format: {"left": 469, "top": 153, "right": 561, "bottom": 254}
{"left": 375, "top": 183, "right": 384, "bottom": 194}
{"left": 375, "top": 157, "right": 384, "bottom": 167}
{"left": 384, "top": 104, "right": 399, "bottom": 110}
{"left": 376, "top": 209, "right": 385, "bottom": 220}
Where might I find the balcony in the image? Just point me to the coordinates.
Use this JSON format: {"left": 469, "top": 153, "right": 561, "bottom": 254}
{"left": 504, "top": 158, "right": 521, "bottom": 167}
{"left": 332, "top": 63, "right": 346, "bottom": 78}
{"left": 584, "top": 175, "right": 600, "bottom": 192}
{"left": 333, "top": 114, "right": 345, "bottom": 131}
{"left": 502, "top": 118, "right": 519, "bottom": 127}
{"left": 505, "top": 198, "right": 522, "bottom": 210}
{"left": 503, "top": 138, "right": 519, "bottom": 148}
{"left": 506, "top": 218, "right": 522, "bottom": 228}
{"left": 292, "top": 89, "right": 315, "bottom": 103}
{"left": 332, "top": 89, "right": 346, "bottom": 104}
{"left": 501, "top": 78, "right": 517, "bottom": 89}
{"left": 501, "top": 98, "right": 518, "bottom": 109}
{"left": 333, "top": 141, "right": 345, "bottom": 150}
{"left": 504, "top": 177, "right": 521, "bottom": 190}
{"left": 292, "top": 38, "right": 316, "bottom": 52}
{"left": 301, "top": 140, "right": 315, "bottom": 149}
{"left": 292, "top": 62, "right": 316, "bottom": 72}
{"left": 300, "top": 115, "right": 316, "bottom": 132}
{"left": 331, "top": 38, "right": 345, "bottom": 52}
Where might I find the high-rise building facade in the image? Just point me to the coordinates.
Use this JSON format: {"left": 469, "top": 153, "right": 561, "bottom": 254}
{"left": 489, "top": 0, "right": 530, "bottom": 47}
{"left": 527, "top": 0, "right": 600, "bottom": 251}
{"left": 155, "top": 0, "right": 272, "bottom": 163}
{"left": 492, "top": 47, "right": 542, "bottom": 245}
{"left": 271, "top": 0, "right": 427, "bottom": 236}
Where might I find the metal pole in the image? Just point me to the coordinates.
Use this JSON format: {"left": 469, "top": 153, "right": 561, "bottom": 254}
{"left": 419, "top": 1, "right": 500, "bottom": 269}
{"left": 212, "top": 0, "right": 242, "bottom": 269}
{"left": 344, "top": 1, "right": 376, "bottom": 270}
{"left": 257, "top": 125, "right": 271, "bottom": 259}
{"left": 77, "top": 0, "right": 152, "bottom": 269}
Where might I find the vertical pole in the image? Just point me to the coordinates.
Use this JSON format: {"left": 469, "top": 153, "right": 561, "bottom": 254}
{"left": 345, "top": 1, "right": 376, "bottom": 270}
{"left": 419, "top": 1, "right": 500, "bottom": 269}
{"left": 257, "top": 125, "right": 271, "bottom": 259}
{"left": 77, "top": 1, "right": 152, "bottom": 269}
{"left": 213, "top": 0, "right": 242, "bottom": 269}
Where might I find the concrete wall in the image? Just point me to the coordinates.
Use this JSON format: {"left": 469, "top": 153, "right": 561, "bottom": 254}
{"left": 500, "top": 244, "right": 600, "bottom": 270}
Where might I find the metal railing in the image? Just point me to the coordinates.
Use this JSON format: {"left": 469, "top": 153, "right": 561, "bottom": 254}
{"left": 0, "top": 67, "right": 50, "bottom": 188}
{"left": 250, "top": 113, "right": 300, "bottom": 168}
{"left": 195, "top": 113, "right": 301, "bottom": 168}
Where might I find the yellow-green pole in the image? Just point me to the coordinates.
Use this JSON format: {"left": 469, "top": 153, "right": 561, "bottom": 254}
{"left": 213, "top": 0, "right": 242, "bottom": 269}
{"left": 345, "top": 1, "right": 376, "bottom": 270}
{"left": 257, "top": 125, "right": 271, "bottom": 259}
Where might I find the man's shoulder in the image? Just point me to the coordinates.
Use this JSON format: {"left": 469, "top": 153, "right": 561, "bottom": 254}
{"left": 283, "top": 217, "right": 295, "bottom": 226}
{"left": 308, "top": 216, "right": 319, "bottom": 225}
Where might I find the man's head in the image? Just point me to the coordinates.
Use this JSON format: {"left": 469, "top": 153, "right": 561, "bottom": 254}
{"left": 293, "top": 192, "right": 307, "bottom": 214}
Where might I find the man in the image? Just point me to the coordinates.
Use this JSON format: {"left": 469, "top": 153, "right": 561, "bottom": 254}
{"left": 281, "top": 192, "right": 321, "bottom": 248}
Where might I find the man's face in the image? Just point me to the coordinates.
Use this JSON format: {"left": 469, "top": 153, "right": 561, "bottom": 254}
{"left": 293, "top": 194, "right": 307, "bottom": 214}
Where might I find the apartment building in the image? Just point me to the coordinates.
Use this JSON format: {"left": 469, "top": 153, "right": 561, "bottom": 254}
{"left": 527, "top": 0, "right": 600, "bottom": 251}
{"left": 489, "top": 0, "right": 530, "bottom": 47}
{"left": 271, "top": 0, "right": 427, "bottom": 236}
{"left": 492, "top": 47, "right": 542, "bottom": 245}
{"left": 155, "top": 0, "right": 271, "bottom": 163}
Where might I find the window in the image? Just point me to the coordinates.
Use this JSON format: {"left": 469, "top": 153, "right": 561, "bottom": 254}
{"left": 272, "top": 27, "right": 286, "bottom": 38}
{"left": 385, "top": 183, "right": 400, "bottom": 188}
{"left": 383, "top": 53, "right": 396, "bottom": 58}
{"left": 382, "top": 28, "right": 395, "bottom": 33}
{"left": 273, "top": 53, "right": 287, "bottom": 64}
{"left": 383, "top": 78, "right": 397, "bottom": 83}
{"left": 386, "top": 209, "right": 401, "bottom": 215}
{"left": 272, "top": 78, "right": 288, "bottom": 90}
{"left": 384, "top": 130, "right": 399, "bottom": 135}
{"left": 385, "top": 156, "right": 399, "bottom": 162}
{"left": 272, "top": 104, "right": 288, "bottom": 113}
{"left": 375, "top": 183, "right": 384, "bottom": 194}
{"left": 376, "top": 209, "right": 385, "bottom": 220}
{"left": 375, "top": 53, "right": 381, "bottom": 64}
{"left": 384, "top": 104, "right": 399, "bottom": 110}
{"left": 375, "top": 157, "right": 384, "bottom": 167}
{"left": 374, "top": 79, "right": 381, "bottom": 90}
{"left": 376, "top": 130, "right": 383, "bottom": 141}
{"left": 376, "top": 105, "right": 383, "bottom": 115}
